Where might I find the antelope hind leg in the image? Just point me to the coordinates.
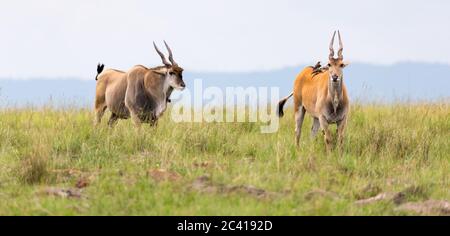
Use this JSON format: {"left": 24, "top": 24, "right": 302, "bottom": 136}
{"left": 295, "top": 106, "right": 306, "bottom": 147}
{"left": 337, "top": 115, "right": 347, "bottom": 151}
{"left": 94, "top": 106, "right": 106, "bottom": 126}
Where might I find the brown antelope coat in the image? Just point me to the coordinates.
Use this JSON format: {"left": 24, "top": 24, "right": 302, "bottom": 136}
{"left": 94, "top": 41, "right": 185, "bottom": 127}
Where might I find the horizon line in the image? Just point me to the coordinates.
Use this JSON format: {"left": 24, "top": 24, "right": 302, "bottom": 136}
{"left": 1, "top": 60, "right": 450, "bottom": 81}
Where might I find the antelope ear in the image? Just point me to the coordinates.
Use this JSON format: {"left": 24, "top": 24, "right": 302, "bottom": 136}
{"left": 342, "top": 61, "right": 350, "bottom": 68}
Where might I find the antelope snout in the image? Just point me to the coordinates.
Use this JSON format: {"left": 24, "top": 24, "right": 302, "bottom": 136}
{"left": 332, "top": 75, "right": 339, "bottom": 82}
{"left": 177, "top": 82, "right": 186, "bottom": 90}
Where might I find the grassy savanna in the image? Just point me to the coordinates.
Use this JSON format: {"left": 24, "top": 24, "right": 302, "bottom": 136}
{"left": 0, "top": 103, "right": 448, "bottom": 215}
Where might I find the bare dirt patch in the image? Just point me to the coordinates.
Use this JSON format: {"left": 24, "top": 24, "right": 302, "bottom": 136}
{"left": 147, "top": 169, "right": 181, "bottom": 182}
{"left": 355, "top": 185, "right": 430, "bottom": 205}
{"left": 51, "top": 169, "right": 99, "bottom": 186}
{"left": 395, "top": 200, "right": 450, "bottom": 216}
{"left": 51, "top": 168, "right": 83, "bottom": 176}
{"left": 40, "top": 187, "right": 83, "bottom": 199}
{"left": 193, "top": 161, "right": 214, "bottom": 169}
{"left": 75, "top": 177, "right": 90, "bottom": 189}
{"left": 353, "top": 185, "right": 448, "bottom": 215}
{"left": 354, "top": 184, "right": 382, "bottom": 200}
{"left": 304, "top": 189, "right": 340, "bottom": 201}
{"left": 190, "top": 175, "right": 277, "bottom": 199}
{"left": 355, "top": 192, "right": 395, "bottom": 205}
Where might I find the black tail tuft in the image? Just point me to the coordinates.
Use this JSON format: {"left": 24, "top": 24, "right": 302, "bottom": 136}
{"left": 277, "top": 93, "right": 293, "bottom": 118}
{"left": 95, "top": 63, "right": 105, "bottom": 81}
{"left": 277, "top": 99, "right": 287, "bottom": 117}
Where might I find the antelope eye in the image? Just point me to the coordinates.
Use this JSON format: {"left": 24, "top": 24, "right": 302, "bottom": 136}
{"left": 327, "top": 63, "right": 331, "bottom": 67}
{"left": 169, "top": 72, "right": 175, "bottom": 75}
{"left": 340, "top": 64, "right": 345, "bottom": 68}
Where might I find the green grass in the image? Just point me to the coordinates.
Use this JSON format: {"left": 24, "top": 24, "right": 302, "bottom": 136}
{"left": 0, "top": 103, "right": 448, "bottom": 215}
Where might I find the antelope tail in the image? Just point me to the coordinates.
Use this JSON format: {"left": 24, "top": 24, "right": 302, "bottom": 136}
{"left": 95, "top": 63, "right": 105, "bottom": 81}
{"left": 277, "top": 92, "right": 293, "bottom": 117}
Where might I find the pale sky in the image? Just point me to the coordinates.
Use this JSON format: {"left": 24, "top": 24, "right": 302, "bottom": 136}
{"left": 1, "top": 0, "right": 449, "bottom": 79}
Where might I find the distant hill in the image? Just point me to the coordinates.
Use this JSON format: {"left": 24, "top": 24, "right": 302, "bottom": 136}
{"left": 1, "top": 62, "right": 449, "bottom": 107}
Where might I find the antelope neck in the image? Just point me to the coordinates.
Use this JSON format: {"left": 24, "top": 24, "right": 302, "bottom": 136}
{"left": 328, "top": 77, "right": 343, "bottom": 113}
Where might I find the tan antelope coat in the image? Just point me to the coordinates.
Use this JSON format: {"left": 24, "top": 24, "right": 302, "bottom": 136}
{"left": 278, "top": 31, "right": 350, "bottom": 152}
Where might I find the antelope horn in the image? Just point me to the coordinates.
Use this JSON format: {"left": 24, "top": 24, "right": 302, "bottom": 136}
{"left": 329, "top": 31, "right": 336, "bottom": 60}
{"left": 164, "top": 40, "right": 178, "bottom": 66}
{"left": 337, "top": 30, "right": 344, "bottom": 60}
{"left": 153, "top": 42, "right": 171, "bottom": 66}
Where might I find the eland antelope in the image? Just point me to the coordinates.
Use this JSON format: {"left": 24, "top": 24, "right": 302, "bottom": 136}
{"left": 278, "top": 31, "right": 350, "bottom": 152}
{"left": 94, "top": 41, "right": 185, "bottom": 127}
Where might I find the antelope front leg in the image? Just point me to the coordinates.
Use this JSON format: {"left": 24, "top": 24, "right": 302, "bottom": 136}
{"left": 337, "top": 115, "right": 347, "bottom": 151}
{"left": 155, "top": 102, "right": 167, "bottom": 118}
{"left": 311, "top": 117, "right": 320, "bottom": 138}
{"left": 130, "top": 112, "right": 142, "bottom": 128}
{"left": 319, "top": 116, "right": 332, "bottom": 153}
{"left": 149, "top": 112, "right": 158, "bottom": 127}
{"left": 108, "top": 113, "right": 119, "bottom": 128}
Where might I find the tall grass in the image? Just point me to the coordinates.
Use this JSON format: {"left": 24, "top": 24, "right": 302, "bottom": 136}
{"left": 0, "top": 103, "right": 448, "bottom": 215}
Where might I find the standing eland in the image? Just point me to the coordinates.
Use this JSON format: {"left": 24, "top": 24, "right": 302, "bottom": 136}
{"left": 94, "top": 41, "right": 185, "bottom": 127}
{"left": 278, "top": 31, "right": 350, "bottom": 152}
